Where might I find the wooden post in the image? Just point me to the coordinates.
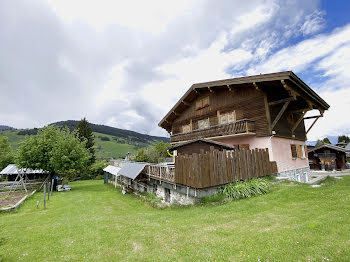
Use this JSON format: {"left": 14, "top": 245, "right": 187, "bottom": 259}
{"left": 51, "top": 178, "right": 54, "bottom": 196}
{"left": 43, "top": 184, "right": 46, "bottom": 209}
{"left": 47, "top": 182, "right": 50, "bottom": 200}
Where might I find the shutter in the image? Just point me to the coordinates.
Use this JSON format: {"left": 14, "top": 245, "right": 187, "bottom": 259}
{"left": 182, "top": 124, "right": 191, "bottom": 133}
{"left": 220, "top": 113, "right": 228, "bottom": 124}
{"left": 291, "top": 145, "right": 297, "bottom": 158}
{"left": 203, "top": 96, "right": 209, "bottom": 107}
{"left": 198, "top": 118, "right": 209, "bottom": 130}
{"left": 304, "top": 145, "right": 308, "bottom": 155}
{"left": 239, "top": 144, "right": 250, "bottom": 150}
{"left": 228, "top": 111, "right": 236, "bottom": 123}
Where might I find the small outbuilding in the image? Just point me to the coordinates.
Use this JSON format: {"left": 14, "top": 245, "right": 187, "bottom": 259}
{"left": 308, "top": 144, "right": 347, "bottom": 171}
{"left": 169, "top": 139, "right": 235, "bottom": 155}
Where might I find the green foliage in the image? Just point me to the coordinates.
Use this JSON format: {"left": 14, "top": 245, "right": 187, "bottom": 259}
{"left": 316, "top": 137, "right": 332, "bottom": 146}
{"left": 134, "top": 148, "right": 149, "bottom": 162}
{"left": 219, "top": 178, "right": 271, "bottom": 200}
{"left": 0, "top": 136, "right": 14, "bottom": 171}
{"left": 16, "top": 126, "right": 90, "bottom": 176}
{"left": 89, "top": 160, "right": 108, "bottom": 179}
{"left": 201, "top": 193, "right": 227, "bottom": 204}
{"left": 75, "top": 118, "right": 95, "bottom": 164}
{"left": 338, "top": 135, "right": 350, "bottom": 144}
{"left": 134, "top": 141, "right": 171, "bottom": 163}
{"left": 99, "top": 136, "right": 110, "bottom": 141}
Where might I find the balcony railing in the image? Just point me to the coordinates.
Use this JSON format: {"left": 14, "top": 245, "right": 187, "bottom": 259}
{"left": 145, "top": 165, "right": 175, "bottom": 183}
{"left": 316, "top": 153, "right": 336, "bottom": 159}
{"left": 170, "top": 119, "right": 255, "bottom": 143}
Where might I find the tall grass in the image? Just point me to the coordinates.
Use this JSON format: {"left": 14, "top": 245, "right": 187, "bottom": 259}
{"left": 219, "top": 178, "right": 271, "bottom": 200}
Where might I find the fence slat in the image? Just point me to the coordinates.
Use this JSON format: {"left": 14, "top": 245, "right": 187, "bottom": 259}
{"left": 174, "top": 147, "right": 276, "bottom": 188}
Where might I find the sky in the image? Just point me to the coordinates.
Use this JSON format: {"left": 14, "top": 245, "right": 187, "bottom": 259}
{"left": 0, "top": 0, "right": 349, "bottom": 141}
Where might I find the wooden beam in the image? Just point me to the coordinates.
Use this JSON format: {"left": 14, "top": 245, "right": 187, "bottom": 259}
{"left": 303, "top": 115, "right": 322, "bottom": 120}
{"left": 289, "top": 107, "right": 311, "bottom": 114}
{"left": 172, "top": 111, "right": 179, "bottom": 116}
{"left": 208, "top": 87, "right": 214, "bottom": 93}
{"left": 182, "top": 101, "right": 190, "bottom": 106}
{"left": 281, "top": 80, "right": 297, "bottom": 99}
{"left": 268, "top": 97, "right": 295, "bottom": 106}
{"left": 263, "top": 94, "right": 272, "bottom": 134}
{"left": 227, "top": 85, "right": 232, "bottom": 92}
{"left": 253, "top": 82, "right": 259, "bottom": 90}
{"left": 271, "top": 100, "right": 290, "bottom": 129}
{"left": 306, "top": 116, "right": 320, "bottom": 135}
{"left": 291, "top": 111, "right": 307, "bottom": 133}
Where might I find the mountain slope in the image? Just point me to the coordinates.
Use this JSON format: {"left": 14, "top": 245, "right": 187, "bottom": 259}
{"left": 0, "top": 120, "right": 169, "bottom": 159}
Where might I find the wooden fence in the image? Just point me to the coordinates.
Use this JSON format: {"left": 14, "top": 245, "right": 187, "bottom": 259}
{"left": 174, "top": 148, "right": 277, "bottom": 189}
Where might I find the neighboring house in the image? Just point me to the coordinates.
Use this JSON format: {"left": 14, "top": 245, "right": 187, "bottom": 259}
{"left": 159, "top": 71, "right": 329, "bottom": 181}
{"left": 308, "top": 144, "right": 347, "bottom": 171}
{"left": 345, "top": 143, "right": 350, "bottom": 161}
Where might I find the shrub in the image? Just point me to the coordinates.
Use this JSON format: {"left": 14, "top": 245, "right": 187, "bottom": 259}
{"left": 99, "top": 136, "right": 110, "bottom": 141}
{"left": 219, "top": 178, "right": 271, "bottom": 200}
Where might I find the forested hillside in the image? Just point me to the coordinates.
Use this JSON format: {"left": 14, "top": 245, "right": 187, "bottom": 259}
{"left": 0, "top": 120, "right": 169, "bottom": 159}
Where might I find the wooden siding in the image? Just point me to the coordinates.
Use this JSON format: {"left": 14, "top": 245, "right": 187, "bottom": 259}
{"left": 175, "top": 141, "right": 231, "bottom": 155}
{"left": 174, "top": 148, "right": 277, "bottom": 189}
{"left": 171, "top": 86, "right": 270, "bottom": 138}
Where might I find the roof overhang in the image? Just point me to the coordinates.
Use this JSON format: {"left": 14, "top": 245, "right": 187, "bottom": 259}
{"left": 169, "top": 138, "right": 234, "bottom": 151}
{"left": 158, "top": 71, "right": 330, "bottom": 132}
{"left": 308, "top": 144, "right": 346, "bottom": 153}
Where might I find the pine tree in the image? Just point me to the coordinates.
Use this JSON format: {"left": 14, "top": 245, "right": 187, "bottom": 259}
{"left": 75, "top": 118, "right": 95, "bottom": 164}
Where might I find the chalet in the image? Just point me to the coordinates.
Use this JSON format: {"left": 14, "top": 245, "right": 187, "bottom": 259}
{"left": 308, "top": 144, "right": 347, "bottom": 171}
{"left": 159, "top": 71, "right": 329, "bottom": 181}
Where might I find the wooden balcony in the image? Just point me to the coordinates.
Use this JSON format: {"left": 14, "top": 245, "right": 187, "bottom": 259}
{"left": 316, "top": 153, "right": 336, "bottom": 159}
{"left": 170, "top": 119, "right": 255, "bottom": 143}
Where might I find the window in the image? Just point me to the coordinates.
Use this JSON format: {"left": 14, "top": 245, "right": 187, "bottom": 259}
{"left": 291, "top": 144, "right": 297, "bottom": 159}
{"left": 196, "top": 96, "right": 210, "bottom": 110}
{"left": 219, "top": 111, "right": 236, "bottom": 124}
{"left": 182, "top": 123, "right": 191, "bottom": 133}
{"left": 198, "top": 118, "right": 209, "bottom": 130}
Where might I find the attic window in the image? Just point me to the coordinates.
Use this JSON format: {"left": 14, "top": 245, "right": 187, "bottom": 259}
{"left": 196, "top": 96, "right": 210, "bottom": 110}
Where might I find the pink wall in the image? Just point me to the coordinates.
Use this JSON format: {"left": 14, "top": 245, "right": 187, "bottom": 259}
{"left": 212, "top": 135, "right": 308, "bottom": 172}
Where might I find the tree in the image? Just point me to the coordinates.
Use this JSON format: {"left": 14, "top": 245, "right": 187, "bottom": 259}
{"left": 16, "top": 126, "right": 90, "bottom": 177}
{"left": 315, "top": 137, "right": 331, "bottom": 147}
{"left": 134, "top": 142, "right": 171, "bottom": 163}
{"left": 0, "top": 136, "right": 14, "bottom": 171}
{"left": 338, "top": 135, "right": 350, "bottom": 144}
{"left": 75, "top": 118, "right": 95, "bottom": 164}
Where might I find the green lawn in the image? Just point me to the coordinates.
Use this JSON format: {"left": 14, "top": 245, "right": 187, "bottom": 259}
{"left": 1, "top": 178, "right": 350, "bottom": 261}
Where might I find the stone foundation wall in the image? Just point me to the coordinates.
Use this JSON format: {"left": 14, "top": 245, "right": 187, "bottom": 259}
{"left": 155, "top": 185, "right": 196, "bottom": 205}
{"left": 277, "top": 166, "right": 310, "bottom": 183}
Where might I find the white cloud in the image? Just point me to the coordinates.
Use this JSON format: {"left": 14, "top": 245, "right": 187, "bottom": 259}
{"left": 3, "top": 0, "right": 349, "bottom": 142}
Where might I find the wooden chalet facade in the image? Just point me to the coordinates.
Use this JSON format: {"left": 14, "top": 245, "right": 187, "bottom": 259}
{"left": 308, "top": 144, "right": 346, "bottom": 171}
{"left": 159, "top": 71, "right": 330, "bottom": 178}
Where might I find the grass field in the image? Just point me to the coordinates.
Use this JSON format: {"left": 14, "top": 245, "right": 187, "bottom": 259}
{"left": 0, "top": 178, "right": 350, "bottom": 261}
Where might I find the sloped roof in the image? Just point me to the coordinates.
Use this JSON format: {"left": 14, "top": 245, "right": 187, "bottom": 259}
{"left": 0, "top": 164, "right": 46, "bottom": 175}
{"left": 308, "top": 144, "right": 346, "bottom": 153}
{"left": 103, "top": 165, "right": 121, "bottom": 176}
{"left": 117, "top": 162, "right": 147, "bottom": 180}
{"left": 159, "top": 71, "right": 330, "bottom": 132}
{"left": 345, "top": 143, "right": 350, "bottom": 152}
{"left": 169, "top": 139, "right": 234, "bottom": 150}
